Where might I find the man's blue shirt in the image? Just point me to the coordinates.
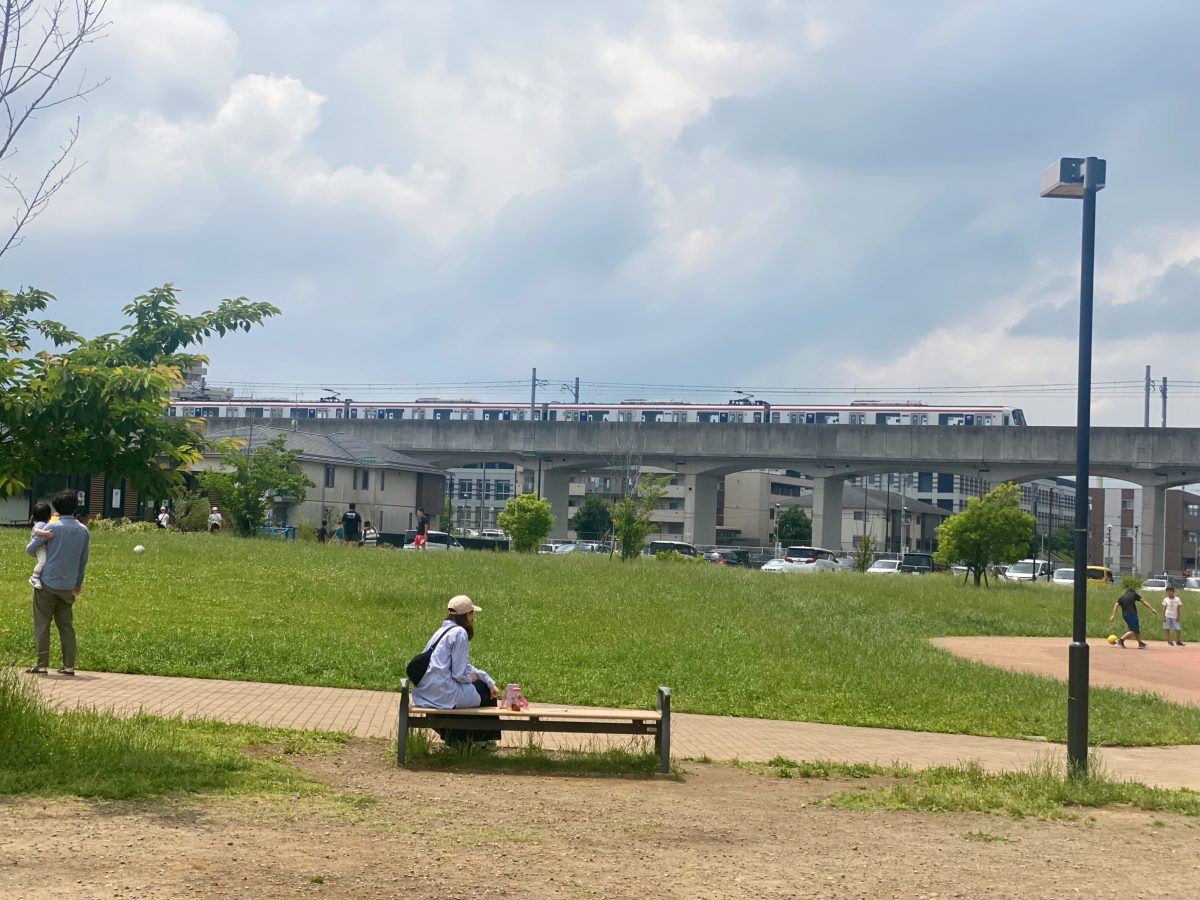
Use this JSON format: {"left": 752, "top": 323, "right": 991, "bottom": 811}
{"left": 27, "top": 515, "right": 90, "bottom": 590}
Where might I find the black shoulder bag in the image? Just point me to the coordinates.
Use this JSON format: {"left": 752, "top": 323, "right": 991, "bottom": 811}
{"left": 406, "top": 626, "right": 458, "bottom": 686}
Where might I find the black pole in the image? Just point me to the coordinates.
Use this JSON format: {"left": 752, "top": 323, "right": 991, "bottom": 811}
{"left": 1067, "top": 157, "right": 1101, "bottom": 777}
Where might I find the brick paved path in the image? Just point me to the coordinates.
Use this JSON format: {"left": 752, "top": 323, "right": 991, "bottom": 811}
{"left": 29, "top": 669, "right": 1200, "bottom": 791}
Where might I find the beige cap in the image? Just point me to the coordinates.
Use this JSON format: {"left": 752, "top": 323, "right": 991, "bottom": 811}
{"left": 448, "top": 595, "right": 482, "bottom": 615}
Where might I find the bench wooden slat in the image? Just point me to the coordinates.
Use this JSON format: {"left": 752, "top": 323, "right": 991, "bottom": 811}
{"left": 409, "top": 704, "right": 662, "bottom": 722}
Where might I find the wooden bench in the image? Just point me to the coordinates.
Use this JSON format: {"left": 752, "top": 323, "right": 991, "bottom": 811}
{"left": 397, "top": 679, "right": 671, "bottom": 773}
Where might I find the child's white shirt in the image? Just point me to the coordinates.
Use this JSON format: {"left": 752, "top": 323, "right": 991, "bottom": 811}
{"left": 1163, "top": 596, "right": 1183, "bottom": 618}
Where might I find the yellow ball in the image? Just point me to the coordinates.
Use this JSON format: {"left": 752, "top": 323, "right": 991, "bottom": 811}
{"left": 1107, "top": 634, "right": 1118, "bottom": 645}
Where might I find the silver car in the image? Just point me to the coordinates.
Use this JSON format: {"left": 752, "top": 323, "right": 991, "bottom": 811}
{"left": 760, "top": 546, "right": 840, "bottom": 573}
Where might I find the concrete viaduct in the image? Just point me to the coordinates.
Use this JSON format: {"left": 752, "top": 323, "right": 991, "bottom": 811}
{"left": 278, "top": 419, "right": 1200, "bottom": 572}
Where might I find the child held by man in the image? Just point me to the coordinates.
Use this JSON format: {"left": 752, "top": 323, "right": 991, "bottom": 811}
{"left": 28, "top": 501, "right": 55, "bottom": 589}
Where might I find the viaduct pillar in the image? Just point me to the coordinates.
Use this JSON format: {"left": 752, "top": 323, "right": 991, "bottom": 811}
{"left": 812, "top": 475, "right": 845, "bottom": 552}
{"left": 542, "top": 469, "right": 573, "bottom": 540}
{"left": 1138, "top": 484, "right": 1166, "bottom": 576}
{"left": 682, "top": 474, "right": 719, "bottom": 548}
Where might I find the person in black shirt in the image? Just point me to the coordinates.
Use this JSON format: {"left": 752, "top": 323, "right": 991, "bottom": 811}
{"left": 1108, "top": 587, "right": 1159, "bottom": 649}
{"left": 341, "top": 504, "right": 363, "bottom": 545}
{"left": 414, "top": 506, "right": 429, "bottom": 549}
{"left": 317, "top": 521, "right": 329, "bottom": 544}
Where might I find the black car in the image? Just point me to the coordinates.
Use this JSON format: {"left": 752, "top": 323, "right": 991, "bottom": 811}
{"left": 702, "top": 548, "right": 752, "bottom": 568}
{"left": 899, "top": 552, "right": 936, "bottom": 574}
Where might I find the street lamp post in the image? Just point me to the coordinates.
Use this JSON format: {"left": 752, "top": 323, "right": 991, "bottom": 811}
{"left": 1042, "top": 156, "right": 1106, "bottom": 776}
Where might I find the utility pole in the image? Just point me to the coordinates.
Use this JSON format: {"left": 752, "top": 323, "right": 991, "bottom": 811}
{"left": 530, "top": 368, "right": 537, "bottom": 419}
{"left": 1162, "top": 376, "right": 1168, "bottom": 428}
{"left": 1144, "top": 365, "right": 1151, "bottom": 429}
{"left": 573, "top": 376, "right": 580, "bottom": 403}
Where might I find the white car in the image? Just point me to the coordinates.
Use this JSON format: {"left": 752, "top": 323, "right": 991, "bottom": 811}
{"left": 866, "top": 559, "right": 902, "bottom": 575}
{"left": 1003, "top": 559, "right": 1053, "bottom": 582}
{"left": 1051, "top": 568, "right": 1075, "bottom": 586}
{"left": 760, "top": 546, "right": 840, "bottom": 573}
{"left": 1140, "top": 578, "right": 1169, "bottom": 591}
{"left": 1185, "top": 577, "right": 1200, "bottom": 593}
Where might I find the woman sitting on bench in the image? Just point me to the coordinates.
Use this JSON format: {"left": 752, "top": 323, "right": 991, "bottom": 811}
{"left": 412, "top": 595, "right": 501, "bottom": 745}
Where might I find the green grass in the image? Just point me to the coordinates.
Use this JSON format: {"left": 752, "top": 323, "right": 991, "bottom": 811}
{"left": 2, "top": 530, "right": 1197, "bottom": 746}
{"left": 0, "top": 662, "right": 345, "bottom": 797}
{"left": 826, "top": 758, "right": 1200, "bottom": 820}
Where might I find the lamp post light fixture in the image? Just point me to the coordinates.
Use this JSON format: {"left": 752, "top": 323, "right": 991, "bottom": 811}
{"left": 1042, "top": 156, "right": 1106, "bottom": 776}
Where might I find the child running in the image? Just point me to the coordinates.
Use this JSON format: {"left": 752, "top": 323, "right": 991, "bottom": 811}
{"left": 1162, "top": 586, "right": 1185, "bottom": 647}
{"left": 1108, "top": 585, "right": 1160, "bottom": 649}
{"left": 28, "top": 501, "right": 55, "bottom": 589}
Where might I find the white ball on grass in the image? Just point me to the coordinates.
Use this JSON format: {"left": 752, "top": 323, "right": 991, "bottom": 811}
{"left": 133, "top": 545, "right": 145, "bottom": 553}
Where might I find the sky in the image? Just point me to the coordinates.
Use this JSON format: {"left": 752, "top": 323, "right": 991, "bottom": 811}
{"left": 4, "top": 0, "right": 1200, "bottom": 427}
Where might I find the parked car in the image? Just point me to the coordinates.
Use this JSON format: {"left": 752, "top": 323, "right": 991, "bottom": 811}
{"left": 479, "top": 529, "right": 508, "bottom": 540}
{"left": 760, "top": 546, "right": 840, "bottom": 573}
{"left": 866, "top": 559, "right": 902, "bottom": 575}
{"left": 1140, "top": 578, "right": 1169, "bottom": 591}
{"left": 702, "top": 548, "right": 751, "bottom": 567}
{"left": 1003, "top": 559, "right": 1053, "bottom": 582}
{"left": 401, "top": 530, "right": 464, "bottom": 551}
{"left": 1051, "top": 568, "right": 1076, "bottom": 586}
{"left": 537, "top": 543, "right": 555, "bottom": 554}
{"left": 834, "top": 555, "right": 857, "bottom": 571}
{"left": 899, "top": 552, "right": 936, "bottom": 575}
{"left": 646, "top": 540, "right": 699, "bottom": 557}
{"left": 1185, "top": 577, "right": 1200, "bottom": 592}
{"left": 1086, "top": 566, "right": 1115, "bottom": 583}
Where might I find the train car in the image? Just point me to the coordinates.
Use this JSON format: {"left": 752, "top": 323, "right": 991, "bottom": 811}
{"left": 168, "top": 398, "right": 1027, "bottom": 426}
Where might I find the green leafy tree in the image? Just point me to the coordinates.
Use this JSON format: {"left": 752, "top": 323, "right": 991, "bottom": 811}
{"left": 611, "top": 474, "right": 670, "bottom": 560}
{"left": 497, "top": 493, "right": 554, "bottom": 552}
{"left": 1047, "top": 523, "right": 1075, "bottom": 560}
{"left": 197, "top": 436, "right": 314, "bottom": 537}
{"left": 0, "top": 284, "right": 278, "bottom": 497}
{"left": 570, "top": 492, "right": 613, "bottom": 540}
{"left": 935, "top": 482, "right": 1036, "bottom": 587}
{"left": 776, "top": 505, "right": 812, "bottom": 545}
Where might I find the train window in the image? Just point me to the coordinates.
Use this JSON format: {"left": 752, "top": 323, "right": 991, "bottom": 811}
{"left": 643, "top": 411, "right": 663, "bottom": 423}
{"left": 243, "top": 407, "right": 262, "bottom": 418}
{"left": 269, "top": 408, "right": 284, "bottom": 418}
{"left": 516, "top": 410, "right": 527, "bottom": 420}
{"left": 753, "top": 411, "right": 762, "bottom": 423}
{"left": 940, "top": 414, "right": 965, "bottom": 426}
{"left": 411, "top": 409, "right": 425, "bottom": 420}
{"left": 805, "top": 413, "right": 815, "bottom": 424}
{"left": 877, "top": 413, "right": 902, "bottom": 425}
{"left": 817, "top": 413, "right": 840, "bottom": 424}
{"left": 965, "top": 414, "right": 976, "bottom": 426}
{"left": 982, "top": 415, "right": 992, "bottom": 425}
{"left": 771, "top": 412, "right": 780, "bottom": 423}
{"left": 433, "top": 408, "right": 452, "bottom": 420}
{"left": 483, "top": 409, "right": 502, "bottom": 421}
{"left": 849, "top": 414, "right": 866, "bottom": 425}
{"left": 546, "top": 410, "right": 557, "bottom": 420}
{"left": 698, "top": 412, "right": 717, "bottom": 423}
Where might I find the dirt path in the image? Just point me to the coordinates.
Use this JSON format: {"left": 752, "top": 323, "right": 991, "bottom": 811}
{"left": 0, "top": 738, "right": 1193, "bottom": 899}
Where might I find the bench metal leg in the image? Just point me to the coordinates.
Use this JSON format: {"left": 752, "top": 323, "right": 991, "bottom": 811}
{"left": 397, "top": 678, "right": 411, "bottom": 765}
{"left": 656, "top": 685, "right": 671, "bottom": 774}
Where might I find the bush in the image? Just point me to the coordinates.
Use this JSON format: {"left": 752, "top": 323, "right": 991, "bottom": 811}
{"left": 87, "top": 517, "right": 157, "bottom": 534}
{"left": 655, "top": 550, "right": 707, "bottom": 564}
{"left": 1122, "top": 575, "right": 1143, "bottom": 591}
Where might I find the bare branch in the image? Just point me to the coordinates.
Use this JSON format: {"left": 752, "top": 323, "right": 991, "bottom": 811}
{"left": 0, "top": 0, "right": 108, "bottom": 260}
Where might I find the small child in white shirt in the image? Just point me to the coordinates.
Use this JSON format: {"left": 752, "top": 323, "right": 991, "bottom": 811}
{"left": 28, "top": 501, "right": 55, "bottom": 589}
{"left": 1162, "top": 587, "right": 1185, "bottom": 646}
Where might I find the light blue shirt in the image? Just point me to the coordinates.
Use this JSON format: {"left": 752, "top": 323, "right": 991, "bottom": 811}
{"left": 411, "top": 620, "right": 495, "bottom": 709}
{"left": 26, "top": 515, "right": 90, "bottom": 591}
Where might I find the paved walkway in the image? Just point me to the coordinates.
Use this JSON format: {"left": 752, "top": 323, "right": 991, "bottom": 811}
{"left": 29, "top": 669, "right": 1200, "bottom": 791}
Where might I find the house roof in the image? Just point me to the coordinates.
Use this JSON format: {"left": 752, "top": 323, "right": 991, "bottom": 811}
{"left": 203, "top": 425, "right": 445, "bottom": 476}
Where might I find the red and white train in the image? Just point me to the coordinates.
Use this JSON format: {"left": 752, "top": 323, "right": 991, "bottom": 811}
{"left": 168, "top": 398, "right": 1027, "bottom": 427}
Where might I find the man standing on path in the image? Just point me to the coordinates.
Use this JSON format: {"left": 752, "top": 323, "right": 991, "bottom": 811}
{"left": 341, "top": 503, "right": 362, "bottom": 545}
{"left": 25, "top": 490, "right": 90, "bottom": 676}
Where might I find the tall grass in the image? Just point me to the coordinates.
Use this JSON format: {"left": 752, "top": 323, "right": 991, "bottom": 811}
{"left": 2, "top": 530, "right": 1197, "bottom": 746}
{"left": 0, "top": 659, "right": 342, "bottom": 797}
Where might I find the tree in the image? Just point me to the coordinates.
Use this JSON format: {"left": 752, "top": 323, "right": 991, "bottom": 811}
{"left": 1047, "top": 523, "right": 1075, "bottom": 560}
{"left": 2, "top": 1, "right": 111, "bottom": 260}
{"left": 611, "top": 473, "right": 670, "bottom": 560}
{"left": 0, "top": 284, "right": 279, "bottom": 497}
{"left": 852, "top": 533, "right": 877, "bottom": 572}
{"left": 197, "top": 436, "right": 314, "bottom": 537}
{"left": 570, "top": 492, "right": 612, "bottom": 540}
{"left": 497, "top": 493, "right": 554, "bottom": 552}
{"left": 171, "top": 487, "right": 212, "bottom": 533}
{"left": 776, "top": 505, "right": 812, "bottom": 545}
{"left": 934, "top": 483, "right": 1036, "bottom": 587}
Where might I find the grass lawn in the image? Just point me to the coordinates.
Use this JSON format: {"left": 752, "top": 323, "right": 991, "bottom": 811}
{"left": 2, "top": 529, "right": 1197, "bottom": 746}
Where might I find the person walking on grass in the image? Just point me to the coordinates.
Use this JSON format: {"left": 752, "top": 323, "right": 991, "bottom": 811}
{"left": 1109, "top": 585, "right": 1159, "bottom": 649}
{"left": 414, "top": 506, "right": 429, "bottom": 550}
{"left": 25, "top": 490, "right": 90, "bottom": 677}
{"left": 1162, "top": 586, "right": 1185, "bottom": 647}
{"left": 341, "top": 503, "right": 362, "bottom": 545}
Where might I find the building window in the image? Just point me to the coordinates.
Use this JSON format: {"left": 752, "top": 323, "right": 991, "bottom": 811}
{"left": 460, "top": 481, "right": 472, "bottom": 499}
{"left": 1187, "top": 504, "right": 1200, "bottom": 517}
{"left": 324, "top": 466, "right": 335, "bottom": 488}
{"left": 853, "top": 511, "right": 865, "bottom": 521}
{"left": 379, "top": 470, "right": 385, "bottom": 491}
{"left": 937, "top": 473, "right": 955, "bottom": 493}
{"left": 1121, "top": 498, "right": 1134, "bottom": 510}
{"left": 361, "top": 469, "right": 369, "bottom": 490}
{"left": 494, "top": 481, "right": 511, "bottom": 501}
